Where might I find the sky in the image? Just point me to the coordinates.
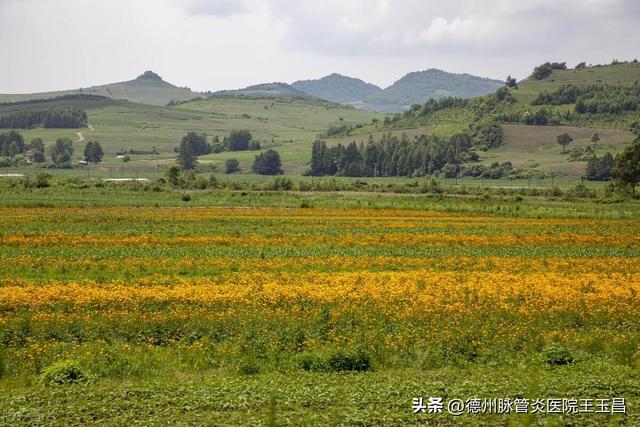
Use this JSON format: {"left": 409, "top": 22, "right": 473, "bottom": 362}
{"left": 0, "top": 0, "right": 638, "bottom": 94}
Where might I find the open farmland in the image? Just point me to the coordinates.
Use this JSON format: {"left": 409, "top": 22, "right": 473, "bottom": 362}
{"left": 0, "top": 195, "right": 639, "bottom": 425}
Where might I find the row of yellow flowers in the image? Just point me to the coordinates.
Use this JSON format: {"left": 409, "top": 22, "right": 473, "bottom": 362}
{"left": 2, "top": 272, "right": 638, "bottom": 316}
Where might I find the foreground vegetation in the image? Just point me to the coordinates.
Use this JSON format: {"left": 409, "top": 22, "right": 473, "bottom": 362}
{"left": 0, "top": 185, "right": 638, "bottom": 424}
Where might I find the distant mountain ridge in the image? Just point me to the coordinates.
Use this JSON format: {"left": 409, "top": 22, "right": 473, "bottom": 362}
{"left": 359, "top": 69, "right": 503, "bottom": 112}
{"left": 207, "top": 82, "right": 315, "bottom": 100}
{"left": 291, "top": 73, "right": 382, "bottom": 104}
{"left": 0, "top": 68, "right": 504, "bottom": 112}
{"left": 289, "top": 69, "right": 503, "bottom": 113}
{"left": 0, "top": 71, "right": 202, "bottom": 106}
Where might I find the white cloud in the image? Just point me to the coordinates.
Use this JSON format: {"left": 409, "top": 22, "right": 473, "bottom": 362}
{"left": 403, "top": 16, "right": 495, "bottom": 46}
{"left": 0, "top": 0, "right": 638, "bottom": 92}
{"left": 183, "top": 0, "right": 252, "bottom": 16}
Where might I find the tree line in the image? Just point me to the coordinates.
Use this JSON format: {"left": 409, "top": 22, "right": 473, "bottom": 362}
{"left": 176, "top": 130, "right": 261, "bottom": 170}
{"left": 308, "top": 132, "right": 477, "bottom": 178}
{"left": 0, "top": 106, "right": 88, "bottom": 129}
{"left": 1, "top": 130, "right": 104, "bottom": 167}
{"left": 532, "top": 82, "right": 640, "bottom": 115}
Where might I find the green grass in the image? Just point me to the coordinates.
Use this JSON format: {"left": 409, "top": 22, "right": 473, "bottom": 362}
{"left": 3, "top": 97, "right": 380, "bottom": 176}
{"left": 1, "top": 364, "right": 636, "bottom": 425}
{"left": 2, "top": 62, "right": 639, "bottom": 181}
{"left": 485, "top": 124, "right": 634, "bottom": 178}
{"left": 513, "top": 62, "right": 640, "bottom": 105}
{"left": 1, "top": 182, "right": 639, "bottom": 218}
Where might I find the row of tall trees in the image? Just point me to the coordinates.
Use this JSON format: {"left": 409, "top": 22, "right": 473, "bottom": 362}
{"left": 176, "top": 130, "right": 261, "bottom": 169}
{"left": 308, "top": 132, "right": 476, "bottom": 177}
{"left": 0, "top": 107, "right": 88, "bottom": 129}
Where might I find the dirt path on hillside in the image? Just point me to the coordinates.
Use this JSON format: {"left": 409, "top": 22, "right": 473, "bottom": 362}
{"left": 75, "top": 124, "right": 95, "bottom": 143}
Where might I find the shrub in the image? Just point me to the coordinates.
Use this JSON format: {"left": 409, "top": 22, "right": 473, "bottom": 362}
{"left": 225, "top": 158, "right": 240, "bottom": 174}
{"left": 326, "top": 349, "right": 372, "bottom": 372}
{"left": 297, "top": 349, "right": 372, "bottom": 372}
{"left": 181, "top": 193, "right": 191, "bottom": 202}
{"left": 194, "top": 176, "right": 208, "bottom": 189}
{"left": 34, "top": 172, "right": 52, "bottom": 188}
{"left": 269, "top": 176, "right": 293, "bottom": 191}
{"left": 238, "top": 359, "right": 260, "bottom": 375}
{"left": 299, "top": 352, "right": 326, "bottom": 371}
{"left": 543, "top": 345, "right": 574, "bottom": 366}
{"left": 40, "top": 360, "right": 88, "bottom": 385}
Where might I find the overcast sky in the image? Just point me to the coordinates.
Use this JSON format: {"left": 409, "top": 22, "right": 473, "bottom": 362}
{"left": 0, "top": 0, "right": 638, "bottom": 94}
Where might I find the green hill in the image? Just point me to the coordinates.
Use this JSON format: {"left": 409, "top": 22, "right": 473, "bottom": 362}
{"left": 291, "top": 73, "right": 382, "bottom": 104}
{"left": 361, "top": 69, "right": 503, "bottom": 113}
{"left": 0, "top": 71, "right": 202, "bottom": 107}
{"left": 514, "top": 62, "right": 640, "bottom": 104}
{"left": 344, "top": 62, "right": 640, "bottom": 180}
{"left": 0, "top": 95, "right": 379, "bottom": 175}
{"left": 208, "top": 82, "right": 315, "bottom": 100}
{"left": 2, "top": 62, "right": 638, "bottom": 183}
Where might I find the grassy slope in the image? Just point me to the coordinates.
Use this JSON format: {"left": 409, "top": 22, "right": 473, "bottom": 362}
{"left": 0, "top": 78, "right": 201, "bottom": 107}
{"left": 512, "top": 63, "right": 640, "bottom": 105}
{"left": 2, "top": 63, "right": 639, "bottom": 181}
{"left": 485, "top": 125, "right": 633, "bottom": 176}
{"left": 492, "top": 64, "right": 640, "bottom": 177}
{"left": 2, "top": 97, "right": 379, "bottom": 176}
{"left": 341, "top": 64, "right": 640, "bottom": 180}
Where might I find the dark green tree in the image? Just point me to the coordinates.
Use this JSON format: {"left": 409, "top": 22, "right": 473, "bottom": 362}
{"left": 557, "top": 133, "right": 573, "bottom": 154}
{"left": 227, "top": 130, "right": 253, "bottom": 151}
{"left": 181, "top": 132, "right": 210, "bottom": 156}
{"left": 30, "top": 138, "right": 46, "bottom": 162}
{"left": 84, "top": 141, "right": 104, "bottom": 163}
{"left": 50, "top": 137, "right": 74, "bottom": 168}
{"left": 252, "top": 149, "right": 283, "bottom": 175}
{"left": 7, "top": 141, "right": 19, "bottom": 157}
{"left": 165, "top": 165, "right": 181, "bottom": 186}
{"left": 309, "top": 140, "right": 336, "bottom": 176}
{"left": 613, "top": 141, "right": 640, "bottom": 196}
{"left": 585, "top": 152, "right": 614, "bottom": 180}
{"left": 225, "top": 158, "right": 240, "bottom": 174}
{"left": 0, "top": 131, "right": 25, "bottom": 157}
{"left": 177, "top": 140, "right": 197, "bottom": 170}
{"left": 590, "top": 132, "right": 600, "bottom": 152}
{"left": 339, "top": 142, "right": 363, "bottom": 177}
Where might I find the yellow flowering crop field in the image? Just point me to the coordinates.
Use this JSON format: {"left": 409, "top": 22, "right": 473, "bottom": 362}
{"left": 1, "top": 203, "right": 639, "bottom": 425}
